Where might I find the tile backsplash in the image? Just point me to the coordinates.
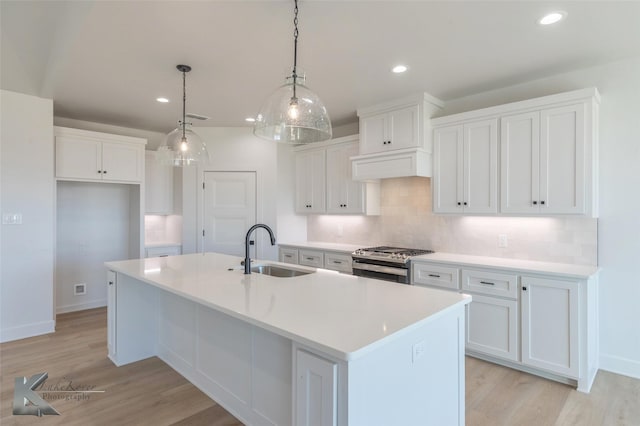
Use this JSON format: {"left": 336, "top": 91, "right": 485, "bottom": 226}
{"left": 144, "top": 215, "right": 182, "bottom": 245}
{"left": 307, "top": 177, "right": 597, "bottom": 266}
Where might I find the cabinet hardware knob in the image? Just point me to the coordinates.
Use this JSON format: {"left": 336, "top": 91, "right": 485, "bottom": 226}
{"left": 457, "top": 202, "right": 461, "bottom": 206}
{"left": 388, "top": 140, "right": 391, "bottom": 144}
{"left": 533, "top": 201, "right": 538, "bottom": 205}
{"left": 480, "top": 281, "right": 495, "bottom": 286}
{"left": 108, "top": 281, "right": 113, "bottom": 285}
{"left": 541, "top": 201, "right": 545, "bottom": 205}
{"left": 463, "top": 202, "right": 467, "bottom": 206}
{"left": 98, "top": 170, "right": 102, "bottom": 174}
{"left": 428, "top": 274, "right": 441, "bottom": 278}
{"left": 522, "top": 286, "right": 527, "bottom": 291}
{"left": 103, "top": 170, "right": 107, "bottom": 174}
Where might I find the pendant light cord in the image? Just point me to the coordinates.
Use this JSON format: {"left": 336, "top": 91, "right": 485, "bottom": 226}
{"left": 292, "top": 0, "right": 299, "bottom": 101}
{"left": 182, "top": 68, "right": 187, "bottom": 140}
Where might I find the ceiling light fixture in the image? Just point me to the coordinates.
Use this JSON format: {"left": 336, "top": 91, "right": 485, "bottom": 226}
{"left": 158, "top": 65, "right": 209, "bottom": 167}
{"left": 245, "top": 117, "right": 256, "bottom": 123}
{"left": 539, "top": 11, "right": 566, "bottom": 25}
{"left": 156, "top": 97, "right": 169, "bottom": 103}
{"left": 253, "top": 0, "right": 332, "bottom": 144}
{"left": 392, "top": 65, "right": 408, "bottom": 73}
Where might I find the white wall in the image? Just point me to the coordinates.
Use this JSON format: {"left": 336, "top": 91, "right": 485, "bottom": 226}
{"left": 56, "top": 181, "right": 135, "bottom": 313}
{"left": 180, "top": 127, "right": 283, "bottom": 261}
{"left": 0, "top": 90, "right": 55, "bottom": 342}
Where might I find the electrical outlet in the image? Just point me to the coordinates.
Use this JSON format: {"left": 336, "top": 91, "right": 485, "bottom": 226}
{"left": 74, "top": 283, "right": 87, "bottom": 296}
{"left": 498, "top": 234, "right": 508, "bottom": 248}
{"left": 2, "top": 213, "right": 22, "bottom": 225}
{"left": 412, "top": 340, "right": 426, "bottom": 363}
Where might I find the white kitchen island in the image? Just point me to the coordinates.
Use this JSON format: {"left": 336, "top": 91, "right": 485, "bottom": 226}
{"left": 105, "top": 253, "right": 470, "bottom": 426}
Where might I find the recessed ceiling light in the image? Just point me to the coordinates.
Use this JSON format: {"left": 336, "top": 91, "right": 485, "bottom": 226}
{"left": 392, "top": 65, "right": 408, "bottom": 74}
{"left": 539, "top": 11, "right": 566, "bottom": 26}
{"left": 245, "top": 117, "right": 256, "bottom": 122}
{"left": 156, "top": 97, "right": 169, "bottom": 103}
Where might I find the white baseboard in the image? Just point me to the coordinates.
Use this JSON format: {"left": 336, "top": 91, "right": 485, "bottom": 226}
{"left": 599, "top": 353, "right": 640, "bottom": 380}
{"left": 0, "top": 320, "right": 55, "bottom": 343}
{"left": 56, "top": 299, "right": 106, "bottom": 314}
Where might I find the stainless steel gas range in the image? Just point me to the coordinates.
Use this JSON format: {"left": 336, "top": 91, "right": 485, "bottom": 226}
{"left": 352, "top": 246, "right": 434, "bottom": 284}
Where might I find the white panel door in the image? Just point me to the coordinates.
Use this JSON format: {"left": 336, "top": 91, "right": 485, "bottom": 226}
{"left": 296, "top": 349, "right": 337, "bottom": 426}
{"left": 432, "top": 125, "right": 463, "bottom": 213}
{"left": 56, "top": 136, "right": 102, "bottom": 180}
{"left": 295, "top": 149, "right": 326, "bottom": 214}
{"left": 500, "top": 112, "right": 540, "bottom": 214}
{"left": 388, "top": 104, "right": 420, "bottom": 150}
{"left": 540, "top": 103, "right": 586, "bottom": 214}
{"left": 203, "top": 171, "right": 256, "bottom": 257}
{"left": 521, "top": 276, "right": 579, "bottom": 378}
{"left": 102, "top": 141, "right": 143, "bottom": 182}
{"left": 464, "top": 119, "right": 498, "bottom": 214}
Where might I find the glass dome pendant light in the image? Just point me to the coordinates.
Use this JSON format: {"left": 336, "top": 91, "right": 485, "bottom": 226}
{"left": 253, "top": 0, "right": 332, "bottom": 144}
{"left": 159, "top": 64, "right": 209, "bottom": 166}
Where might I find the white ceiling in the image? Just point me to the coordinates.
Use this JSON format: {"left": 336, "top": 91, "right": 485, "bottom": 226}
{"left": 2, "top": 1, "right": 640, "bottom": 133}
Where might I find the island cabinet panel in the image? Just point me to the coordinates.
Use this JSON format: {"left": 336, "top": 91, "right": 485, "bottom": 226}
{"left": 107, "top": 270, "right": 117, "bottom": 359}
{"left": 295, "top": 350, "right": 338, "bottom": 426}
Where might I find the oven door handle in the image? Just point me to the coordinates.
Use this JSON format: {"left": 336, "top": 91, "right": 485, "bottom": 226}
{"left": 352, "top": 262, "right": 408, "bottom": 277}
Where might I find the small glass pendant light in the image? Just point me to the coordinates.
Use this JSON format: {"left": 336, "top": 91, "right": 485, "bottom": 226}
{"left": 159, "top": 65, "right": 209, "bottom": 166}
{"left": 253, "top": 0, "right": 332, "bottom": 144}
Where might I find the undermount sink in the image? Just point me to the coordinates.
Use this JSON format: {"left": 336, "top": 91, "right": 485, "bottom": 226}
{"left": 251, "top": 264, "right": 314, "bottom": 278}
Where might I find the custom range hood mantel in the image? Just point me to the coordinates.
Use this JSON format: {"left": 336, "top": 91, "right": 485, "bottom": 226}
{"left": 351, "top": 92, "right": 443, "bottom": 181}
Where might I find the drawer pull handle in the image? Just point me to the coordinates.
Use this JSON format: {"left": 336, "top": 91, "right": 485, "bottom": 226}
{"left": 428, "top": 274, "right": 441, "bottom": 278}
{"left": 284, "top": 254, "right": 292, "bottom": 258}
{"left": 333, "top": 260, "right": 342, "bottom": 264}
{"left": 306, "top": 257, "right": 314, "bottom": 261}
{"left": 480, "top": 281, "right": 495, "bottom": 286}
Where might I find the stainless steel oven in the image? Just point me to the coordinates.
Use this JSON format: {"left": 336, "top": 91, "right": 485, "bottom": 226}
{"left": 352, "top": 246, "right": 434, "bottom": 284}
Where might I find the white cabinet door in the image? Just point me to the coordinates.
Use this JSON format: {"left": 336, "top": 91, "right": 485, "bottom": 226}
{"left": 279, "top": 247, "right": 299, "bottom": 264}
{"left": 540, "top": 103, "right": 586, "bottom": 214}
{"left": 388, "top": 104, "right": 421, "bottom": 150}
{"left": 433, "top": 125, "right": 463, "bottom": 213}
{"left": 433, "top": 119, "right": 497, "bottom": 214}
{"left": 295, "top": 149, "right": 326, "bottom": 214}
{"left": 466, "top": 294, "right": 518, "bottom": 362}
{"left": 56, "top": 136, "right": 103, "bottom": 180}
{"left": 500, "top": 111, "right": 540, "bottom": 214}
{"left": 521, "top": 276, "right": 579, "bottom": 378}
{"left": 464, "top": 119, "right": 498, "bottom": 214}
{"left": 360, "top": 113, "right": 387, "bottom": 155}
{"left": 145, "top": 151, "right": 173, "bottom": 214}
{"left": 107, "top": 270, "right": 117, "bottom": 359}
{"left": 326, "top": 141, "right": 364, "bottom": 214}
{"left": 102, "top": 141, "right": 143, "bottom": 182}
{"left": 295, "top": 349, "right": 338, "bottom": 426}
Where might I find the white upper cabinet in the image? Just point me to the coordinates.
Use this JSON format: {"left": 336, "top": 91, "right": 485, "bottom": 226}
{"left": 295, "top": 148, "right": 326, "bottom": 214}
{"left": 145, "top": 150, "right": 173, "bottom": 215}
{"left": 501, "top": 103, "right": 587, "bottom": 215}
{"left": 55, "top": 127, "right": 146, "bottom": 183}
{"left": 432, "top": 88, "right": 599, "bottom": 217}
{"left": 433, "top": 119, "right": 498, "bottom": 214}
{"left": 295, "top": 136, "right": 380, "bottom": 215}
{"left": 360, "top": 104, "right": 421, "bottom": 154}
{"left": 352, "top": 93, "right": 443, "bottom": 180}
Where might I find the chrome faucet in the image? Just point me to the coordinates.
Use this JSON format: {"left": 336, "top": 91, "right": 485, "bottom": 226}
{"left": 244, "top": 224, "right": 276, "bottom": 274}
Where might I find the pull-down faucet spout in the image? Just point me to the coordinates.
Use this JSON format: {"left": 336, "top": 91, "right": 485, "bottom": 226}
{"left": 244, "top": 224, "right": 276, "bottom": 274}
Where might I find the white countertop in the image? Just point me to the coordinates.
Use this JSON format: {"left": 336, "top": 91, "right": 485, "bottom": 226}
{"left": 106, "top": 253, "right": 469, "bottom": 361}
{"left": 145, "top": 242, "right": 182, "bottom": 248}
{"left": 278, "top": 241, "right": 364, "bottom": 254}
{"left": 414, "top": 252, "right": 599, "bottom": 279}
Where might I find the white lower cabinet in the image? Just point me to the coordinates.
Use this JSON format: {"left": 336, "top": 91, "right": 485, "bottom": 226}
{"left": 295, "top": 349, "right": 338, "bottom": 426}
{"left": 412, "top": 259, "right": 598, "bottom": 392}
{"left": 521, "top": 275, "right": 579, "bottom": 378}
{"left": 280, "top": 246, "right": 354, "bottom": 274}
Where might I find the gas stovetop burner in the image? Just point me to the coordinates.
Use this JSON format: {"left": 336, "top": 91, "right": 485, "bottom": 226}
{"left": 352, "top": 246, "right": 435, "bottom": 262}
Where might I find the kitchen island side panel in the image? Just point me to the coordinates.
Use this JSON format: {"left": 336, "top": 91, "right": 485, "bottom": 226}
{"left": 346, "top": 305, "right": 465, "bottom": 426}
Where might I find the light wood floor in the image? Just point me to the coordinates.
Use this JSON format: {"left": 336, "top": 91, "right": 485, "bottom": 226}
{"left": 1, "top": 308, "right": 639, "bottom": 425}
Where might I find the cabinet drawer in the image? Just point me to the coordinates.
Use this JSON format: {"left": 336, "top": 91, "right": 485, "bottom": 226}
{"left": 462, "top": 269, "right": 518, "bottom": 299}
{"left": 299, "top": 249, "right": 324, "bottom": 268}
{"left": 412, "top": 263, "right": 460, "bottom": 290}
{"left": 145, "top": 246, "right": 181, "bottom": 258}
{"left": 279, "top": 247, "right": 299, "bottom": 264}
{"left": 324, "top": 252, "right": 352, "bottom": 273}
